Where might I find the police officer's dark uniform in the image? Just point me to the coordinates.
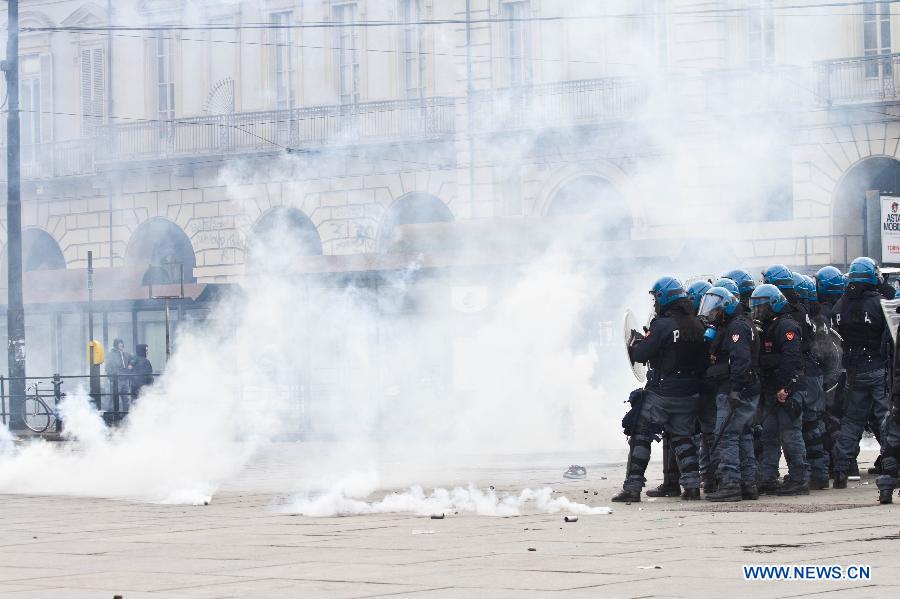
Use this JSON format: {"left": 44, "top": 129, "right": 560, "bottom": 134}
{"left": 831, "top": 259, "right": 891, "bottom": 489}
{"left": 700, "top": 290, "right": 761, "bottom": 501}
{"left": 754, "top": 285, "right": 810, "bottom": 496}
{"left": 614, "top": 277, "right": 707, "bottom": 502}
{"left": 788, "top": 280, "right": 830, "bottom": 489}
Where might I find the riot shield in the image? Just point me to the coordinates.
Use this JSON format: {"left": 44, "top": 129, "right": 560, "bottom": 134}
{"left": 623, "top": 309, "right": 648, "bottom": 385}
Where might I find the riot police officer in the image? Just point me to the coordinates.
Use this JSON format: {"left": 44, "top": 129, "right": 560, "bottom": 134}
{"left": 645, "top": 280, "right": 711, "bottom": 498}
{"left": 752, "top": 284, "right": 810, "bottom": 496}
{"left": 698, "top": 286, "right": 761, "bottom": 501}
{"left": 695, "top": 278, "right": 741, "bottom": 491}
{"left": 830, "top": 257, "right": 891, "bottom": 490}
{"left": 815, "top": 265, "right": 847, "bottom": 476}
{"left": 615, "top": 276, "right": 707, "bottom": 502}
{"left": 796, "top": 275, "right": 830, "bottom": 489}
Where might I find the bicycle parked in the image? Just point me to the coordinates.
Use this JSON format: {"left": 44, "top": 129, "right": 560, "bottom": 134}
{"left": 22, "top": 382, "right": 61, "bottom": 434}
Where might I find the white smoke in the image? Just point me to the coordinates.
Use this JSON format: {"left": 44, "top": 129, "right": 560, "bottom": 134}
{"left": 284, "top": 469, "right": 612, "bottom": 517}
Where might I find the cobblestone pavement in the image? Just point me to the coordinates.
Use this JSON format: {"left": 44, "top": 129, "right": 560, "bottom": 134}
{"left": 0, "top": 447, "right": 896, "bottom": 598}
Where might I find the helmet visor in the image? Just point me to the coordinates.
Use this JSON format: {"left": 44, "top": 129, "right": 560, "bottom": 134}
{"left": 698, "top": 293, "right": 727, "bottom": 322}
{"left": 750, "top": 299, "right": 774, "bottom": 322}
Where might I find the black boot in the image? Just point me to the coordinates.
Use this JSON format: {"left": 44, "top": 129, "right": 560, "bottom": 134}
{"left": 705, "top": 484, "right": 742, "bottom": 502}
{"left": 758, "top": 479, "right": 780, "bottom": 495}
{"left": 809, "top": 477, "right": 830, "bottom": 490}
{"left": 646, "top": 483, "right": 681, "bottom": 498}
{"left": 680, "top": 488, "right": 701, "bottom": 501}
{"left": 611, "top": 489, "right": 641, "bottom": 502}
{"left": 702, "top": 477, "right": 718, "bottom": 494}
{"left": 833, "top": 472, "right": 848, "bottom": 489}
{"left": 849, "top": 461, "right": 860, "bottom": 478}
{"left": 777, "top": 478, "right": 810, "bottom": 496}
{"left": 879, "top": 489, "right": 893, "bottom": 504}
{"left": 741, "top": 483, "right": 759, "bottom": 500}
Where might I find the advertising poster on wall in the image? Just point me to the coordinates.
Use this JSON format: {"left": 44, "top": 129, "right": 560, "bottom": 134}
{"left": 881, "top": 195, "right": 900, "bottom": 265}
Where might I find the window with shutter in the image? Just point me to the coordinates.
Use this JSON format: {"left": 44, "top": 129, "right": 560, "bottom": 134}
{"left": 20, "top": 54, "right": 42, "bottom": 163}
{"left": 333, "top": 3, "right": 359, "bottom": 105}
{"left": 81, "top": 48, "right": 105, "bottom": 135}
{"left": 503, "top": 1, "right": 532, "bottom": 86}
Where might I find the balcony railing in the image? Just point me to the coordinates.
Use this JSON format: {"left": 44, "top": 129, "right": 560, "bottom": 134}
{"left": 471, "top": 78, "right": 647, "bottom": 131}
{"left": 96, "top": 97, "right": 457, "bottom": 162}
{"left": 816, "top": 54, "right": 900, "bottom": 105}
{"left": 0, "top": 139, "right": 96, "bottom": 180}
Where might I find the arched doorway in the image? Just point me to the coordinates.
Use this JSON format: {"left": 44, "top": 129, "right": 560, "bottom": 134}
{"left": 23, "top": 228, "right": 66, "bottom": 272}
{"left": 832, "top": 156, "right": 900, "bottom": 264}
{"left": 0, "top": 228, "right": 66, "bottom": 281}
{"left": 377, "top": 193, "right": 454, "bottom": 253}
{"left": 545, "top": 175, "right": 631, "bottom": 240}
{"left": 247, "top": 206, "right": 322, "bottom": 270}
{"left": 125, "top": 218, "right": 196, "bottom": 283}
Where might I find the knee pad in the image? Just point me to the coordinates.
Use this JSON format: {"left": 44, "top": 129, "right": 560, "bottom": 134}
{"left": 673, "top": 436, "right": 698, "bottom": 458}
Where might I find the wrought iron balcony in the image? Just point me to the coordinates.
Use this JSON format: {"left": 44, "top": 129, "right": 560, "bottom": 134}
{"left": 470, "top": 78, "right": 647, "bottom": 131}
{"left": 95, "top": 97, "right": 457, "bottom": 162}
{"left": 816, "top": 54, "right": 900, "bottom": 105}
{"left": 0, "top": 139, "right": 96, "bottom": 180}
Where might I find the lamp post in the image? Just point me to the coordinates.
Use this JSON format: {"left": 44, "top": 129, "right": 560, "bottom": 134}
{"left": 3, "top": 0, "right": 27, "bottom": 429}
{"left": 142, "top": 262, "right": 184, "bottom": 362}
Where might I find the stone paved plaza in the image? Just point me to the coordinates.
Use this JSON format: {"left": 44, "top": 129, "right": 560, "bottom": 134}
{"left": 0, "top": 447, "right": 896, "bottom": 598}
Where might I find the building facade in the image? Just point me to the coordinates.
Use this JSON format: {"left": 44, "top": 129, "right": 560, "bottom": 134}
{"left": 2, "top": 0, "right": 900, "bottom": 372}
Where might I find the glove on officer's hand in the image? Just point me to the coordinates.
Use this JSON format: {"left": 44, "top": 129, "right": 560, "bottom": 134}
{"left": 728, "top": 391, "right": 742, "bottom": 410}
{"left": 628, "top": 388, "right": 642, "bottom": 406}
{"left": 628, "top": 329, "right": 645, "bottom": 346}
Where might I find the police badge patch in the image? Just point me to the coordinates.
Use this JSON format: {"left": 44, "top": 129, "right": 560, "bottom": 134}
{"left": 732, "top": 334, "right": 740, "bottom": 342}
{"left": 785, "top": 331, "right": 795, "bottom": 341}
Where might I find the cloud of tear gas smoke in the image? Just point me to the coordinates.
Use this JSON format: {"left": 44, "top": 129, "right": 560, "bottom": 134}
{"left": 283, "top": 469, "right": 611, "bottom": 517}
{"left": 0, "top": 231, "right": 626, "bottom": 504}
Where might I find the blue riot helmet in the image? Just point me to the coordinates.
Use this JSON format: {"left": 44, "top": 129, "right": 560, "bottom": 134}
{"left": 699, "top": 287, "right": 739, "bottom": 326}
{"left": 790, "top": 272, "right": 807, "bottom": 303}
{"left": 847, "top": 257, "right": 879, "bottom": 286}
{"left": 815, "top": 265, "right": 845, "bottom": 297}
{"left": 750, "top": 283, "right": 789, "bottom": 322}
{"left": 795, "top": 275, "right": 816, "bottom": 302}
{"left": 650, "top": 276, "right": 688, "bottom": 314}
{"left": 713, "top": 277, "right": 740, "bottom": 297}
{"left": 762, "top": 264, "right": 794, "bottom": 290}
{"left": 801, "top": 275, "right": 818, "bottom": 303}
{"left": 723, "top": 269, "right": 756, "bottom": 298}
{"left": 687, "top": 280, "right": 713, "bottom": 313}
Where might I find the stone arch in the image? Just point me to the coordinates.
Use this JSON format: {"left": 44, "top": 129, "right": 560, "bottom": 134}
{"left": 247, "top": 206, "right": 323, "bottom": 269}
{"left": 831, "top": 155, "right": 900, "bottom": 263}
{"left": 0, "top": 227, "right": 66, "bottom": 281}
{"left": 543, "top": 174, "right": 632, "bottom": 240}
{"left": 377, "top": 192, "right": 454, "bottom": 253}
{"left": 23, "top": 228, "right": 66, "bottom": 272}
{"left": 125, "top": 217, "right": 197, "bottom": 282}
